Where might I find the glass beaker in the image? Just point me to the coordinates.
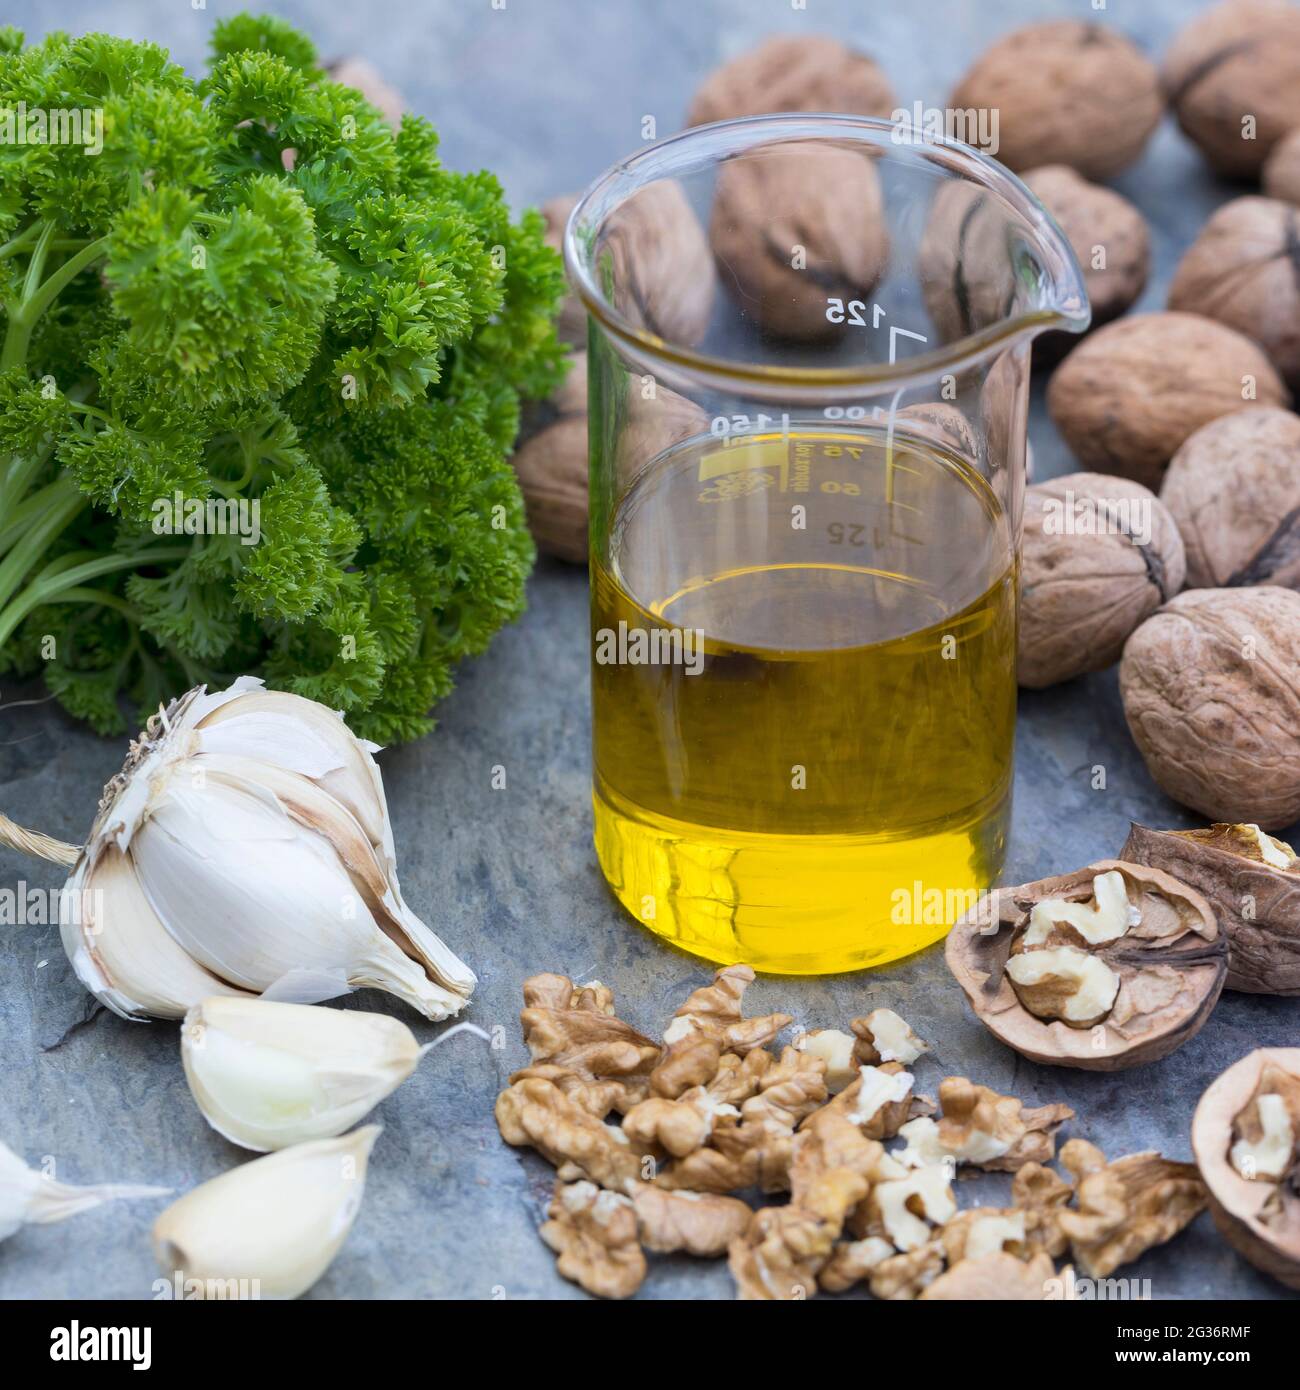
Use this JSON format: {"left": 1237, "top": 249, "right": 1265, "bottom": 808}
{"left": 565, "top": 115, "right": 1088, "bottom": 975}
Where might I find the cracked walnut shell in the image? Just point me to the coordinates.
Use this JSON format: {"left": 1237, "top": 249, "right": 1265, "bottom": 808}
{"left": 1158, "top": 407, "right": 1300, "bottom": 590}
{"left": 1018, "top": 472, "right": 1185, "bottom": 689}
{"left": 1119, "top": 586, "right": 1300, "bottom": 829}
{"left": 1192, "top": 1048, "right": 1300, "bottom": 1290}
{"left": 1047, "top": 312, "right": 1290, "bottom": 491}
{"left": 1122, "top": 822, "right": 1300, "bottom": 996}
{"left": 1162, "top": 0, "right": 1300, "bottom": 178}
{"left": 946, "top": 861, "right": 1226, "bottom": 1069}
{"left": 948, "top": 21, "right": 1161, "bottom": 179}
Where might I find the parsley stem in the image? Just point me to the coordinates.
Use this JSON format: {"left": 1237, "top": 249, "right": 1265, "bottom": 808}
{"left": 36, "top": 586, "right": 141, "bottom": 622}
{"left": 0, "top": 473, "right": 74, "bottom": 558}
{"left": 21, "top": 220, "right": 56, "bottom": 304}
{"left": 0, "top": 477, "right": 85, "bottom": 616}
{"left": 0, "top": 221, "right": 41, "bottom": 263}
{"left": 0, "top": 544, "right": 189, "bottom": 648}
{"left": 0, "top": 444, "right": 55, "bottom": 524}
{"left": 1, "top": 234, "right": 110, "bottom": 371}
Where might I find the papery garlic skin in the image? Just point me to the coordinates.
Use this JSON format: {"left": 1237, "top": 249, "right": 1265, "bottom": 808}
{"left": 0, "top": 1140, "right": 168, "bottom": 1240}
{"left": 182, "top": 998, "right": 421, "bottom": 1151}
{"left": 152, "top": 1126, "right": 379, "bottom": 1300}
{"left": 60, "top": 677, "right": 475, "bottom": 1022}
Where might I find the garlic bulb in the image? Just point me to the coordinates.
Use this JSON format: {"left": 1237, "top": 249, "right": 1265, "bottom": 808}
{"left": 152, "top": 1126, "right": 379, "bottom": 1300}
{"left": 182, "top": 997, "right": 421, "bottom": 1151}
{"left": 60, "top": 677, "right": 475, "bottom": 1022}
{"left": 1, "top": 1139, "right": 168, "bottom": 1240}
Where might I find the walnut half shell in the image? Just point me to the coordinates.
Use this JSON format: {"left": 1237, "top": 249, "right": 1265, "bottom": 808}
{"left": 1122, "top": 823, "right": 1300, "bottom": 996}
{"left": 945, "top": 860, "right": 1226, "bottom": 1069}
{"left": 1191, "top": 1048, "right": 1300, "bottom": 1290}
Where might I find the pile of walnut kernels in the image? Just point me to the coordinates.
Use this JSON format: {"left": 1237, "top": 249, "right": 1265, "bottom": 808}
{"left": 494, "top": 967, "right": 1208, "bottom": 1299}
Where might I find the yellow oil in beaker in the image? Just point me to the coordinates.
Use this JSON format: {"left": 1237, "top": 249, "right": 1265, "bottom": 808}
{"left": 590, "top": 424, "right": 1016, "bottom": 974}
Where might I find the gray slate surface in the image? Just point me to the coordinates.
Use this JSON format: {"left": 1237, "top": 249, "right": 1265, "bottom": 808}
{"left": 1, "top": 0, "right": 1297, "bottom": 1300}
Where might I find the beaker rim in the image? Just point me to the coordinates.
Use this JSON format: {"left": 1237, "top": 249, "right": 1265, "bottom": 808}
{"left": 563, "top": 112, "right": 1090, "bottom": 395}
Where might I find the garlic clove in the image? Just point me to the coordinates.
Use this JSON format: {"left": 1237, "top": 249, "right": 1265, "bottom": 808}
{"left": 182, "top": 998, "right": 421, "bottom": 1151}
{"left": 194, "top": 685, "right": 390, "bottom": 849}
{"left": 1, "top": 1139, "right": 168, "bottom": 1240}
{"left": 60, "top": 845, "right": 253, "bottom": 1022}
{"left": 152, "top": 1126, "right": 380, "bottom": 1300}
{"left": 130, "top": 763, "right": 466, "bottom": 1020}
{"left": 195, "top": 691, "right": 477, "bottom": 999}
{"left": 198, "top": 752, "right": 475, "bottom": 999}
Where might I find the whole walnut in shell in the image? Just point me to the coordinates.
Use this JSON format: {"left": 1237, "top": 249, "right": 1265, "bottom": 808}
{"left": 918, "top": 182, "right": 1024, "bottom": 346}
{"left": 541, "top": 194, "right": 585, "bottom": 348}
{"left": 1159, "top": 407, "right": 1300, "bottom": 589}
{"left": 945, "top": 861, "right": 1226, "bottom": 1070}
{"left": 918, "top": 169, "right": 1146, "bottom": 359}
{"left": 1122, "top": 822, "right": 1300, "bottom": 995}
{"left": 709, "top": 144, "right": 889, "bottom": 341}
{"left": 1168, "top": 198, "right": 1300, "bottom": 391}
{"left": 1264, "top": 127, "right": 1300, "bottom": 205}
{"left": 514, "top": 357, "right": 710, "bottom": 564}
{"left": 1021, "top": 166, "right": 1150, "bottom": 335}
{"left": 1047, "top": 312, "right": 1290, "bottom": 490}
{"left": 1119, "top": 586, "right": 1300, "bottom": 829}
{"left": 326, "top": 57, "right": 404, "bottom": 126}
{"left": 513, "top": 351, "right": 588, "bottom": 564}
{"left": 616, "top": 382, "right": 711, "bottom": 484}
{"left": 1162, "top": 0, "right": 1300, "bottom": 178}
{"left": 1019, "top": 473, "right": 1185, "bottom": 689}
{"left": 687, "top": 35, "right": 896, "bottom": 126}
{"left": 599, "top": 179, "right": 716, "bottom": 349}
{"left": 948, "top": 21, "right": 1162, "bottom": 179}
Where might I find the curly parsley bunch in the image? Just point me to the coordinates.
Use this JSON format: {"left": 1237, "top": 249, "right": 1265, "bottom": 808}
{"left": 0, "top": 14, "right": 565, "bottom": 741}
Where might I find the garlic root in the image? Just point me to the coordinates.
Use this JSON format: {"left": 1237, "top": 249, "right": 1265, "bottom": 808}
{"left": 0, "top": 1139, "right": 168, "bottom": 1241}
